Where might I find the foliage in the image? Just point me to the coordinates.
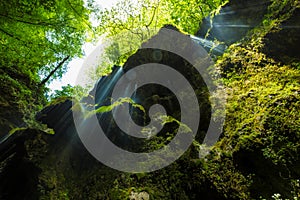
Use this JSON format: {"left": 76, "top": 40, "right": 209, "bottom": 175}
{"left": 246, "top": 0, "right": 300, "bottom": 53}
{"left": 0, "top": 0, "right": 95, "bottom": 84}
{"left": 1, "top": 0, "right": 300, "bottom": 199}
{"left": 87, "top": 0, "right": 226, "bottom": 82}
{"left": 96, "top": 0, "right": 226, "bottom": 36}
{"left": 212, "top": 19, "right": 300, "bottom": 198}
{"left": 0, "top": 0, "right": 98, "bottom": 135}
{"left": 68, "top": 1, "right": 299, "bottom": 199}
{"left": 49, "top": 84, "right": 75, "bottom": 100}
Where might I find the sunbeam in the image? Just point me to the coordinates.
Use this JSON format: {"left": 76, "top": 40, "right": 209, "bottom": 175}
{"left": 190, "top": 35, "right": 225, "bottom": 54}
{"left": 213, "top": 24, "right": 254, "bottom": 28}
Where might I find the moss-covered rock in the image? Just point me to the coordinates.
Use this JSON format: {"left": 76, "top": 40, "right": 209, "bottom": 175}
{"left": 208, "top": 0, "right": 300, "bottom": 198}
{"left": 0, "top": 0, "right": 299, "bottom": 199}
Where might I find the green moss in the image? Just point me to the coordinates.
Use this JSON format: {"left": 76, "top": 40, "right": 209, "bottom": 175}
{"left": 1, "top": 1, "right": 299, "bottom": 199}
{"left": 210, "top": 5, "right": 300, "bottom": 196}
{"left": 8, "top": 127, "right": 28, "bottom": 135}
{"left": 36, "top": 1, "right": 299, "bottom": 198}
{"left": 47, "top": 96, "right": 71, "bottom": 107}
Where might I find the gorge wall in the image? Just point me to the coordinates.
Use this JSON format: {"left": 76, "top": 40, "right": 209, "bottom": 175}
{"left": 0, "top": 0, "right": 299, "bottom": 199}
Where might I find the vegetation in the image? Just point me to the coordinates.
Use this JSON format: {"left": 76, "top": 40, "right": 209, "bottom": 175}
{"left": 91, "top": 0, "right": 227, "bottom": 80}
{"left": 0, "top": 0, "right": 96, "bottom": 133}
{"left": 0, "top": 0, "right": 299, "bottom": 199}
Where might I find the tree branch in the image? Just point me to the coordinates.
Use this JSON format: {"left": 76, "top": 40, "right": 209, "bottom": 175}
{"left": 145, "top": 4, "right": 158, "bottom": 27}
{"left": 0, "top": 27, "right": 21, "bottom": 41}
{"left": 39, "top": 56, "right": 70, "bottom": 86}
{"left": 0, "top": 13, "right": 78, "bottom": 29}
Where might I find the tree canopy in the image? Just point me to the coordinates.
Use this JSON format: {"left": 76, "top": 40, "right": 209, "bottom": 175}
{"left": 0, "top": 0, "right": 98, "bottom": 133}
{"left": 96, "top": 0, "right": 226, "bottom": 36}
{"left": 89, "top": 0, "right": 227, "bottom": 83}
{"left": 0, "top": 0, "right": 96, "bottom": 85}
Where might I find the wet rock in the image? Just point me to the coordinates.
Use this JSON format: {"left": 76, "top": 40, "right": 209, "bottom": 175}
{"left": 197, "top": 0, "right": 270, "bottom": 45}
{"left": 262, "top": 7, "right": 300, "bottom": 64}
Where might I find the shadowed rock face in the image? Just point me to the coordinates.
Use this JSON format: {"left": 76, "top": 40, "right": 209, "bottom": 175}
{"left": 196, "top": 0, "right": 271, "bottom": 45}
{"left": 197, "top": 0, "right": 300, "bottom": 65}
{"left": 263, "top": 8, "right": 300, "bottom": 64}
{"left": 0, "top": 26, "right": 214, "bottom": 199}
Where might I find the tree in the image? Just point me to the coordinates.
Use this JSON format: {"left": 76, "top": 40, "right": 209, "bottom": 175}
{"left": 89, "top": 0, "right": 227, "bottom": 81}
{"left": 0, "top": 0, "right": 97, "bottom": 86}
{"left": 0, "top": 0, "right": 98, "bottom": 134}
{"left": 96, "top": 0, "right": 226, "bottom": 36}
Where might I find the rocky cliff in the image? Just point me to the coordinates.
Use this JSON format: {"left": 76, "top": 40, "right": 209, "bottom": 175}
{"left": 0, "top": 0, "right": 299, "bottom": 199}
